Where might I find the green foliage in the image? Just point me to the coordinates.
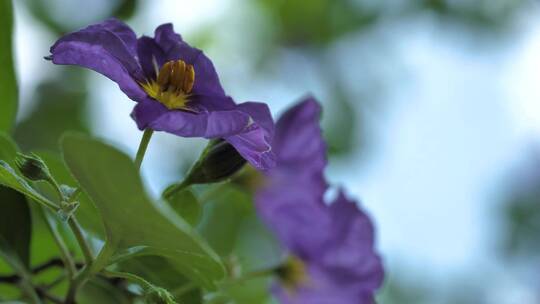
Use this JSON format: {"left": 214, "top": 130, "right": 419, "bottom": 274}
{"left": 197, "top": 185, "right": 253, "bottom": 256}
{"left": 14, "top": 77, "right": 90, "bottom": 152}
{"left": 0, "top": 0, "right": 17, "bottom": 133}
{"left": 119, "top": 256, "right": 202, "bottom": 304}
{"left": 0, "top": 136, "right": 38, "bottom": 270}
{"left": 61, "top": 133, "right": 225, "bottom": 289}
{"left": 167, "top": 189, "right": 202, "bottom": 227}
{"left": 256, "top": 0, "right": 376, "bottom": 47}
{"left": 35, "top": 151, "right": 104, "bottom": 239}
{"left": 0, "top": 188, "right": 32, "bottom": 269}
{"left": 77, "top": 278, "right": 132, "bottom": 304}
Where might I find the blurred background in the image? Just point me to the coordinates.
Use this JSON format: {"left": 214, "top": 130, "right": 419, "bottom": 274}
{"left": 8, "top": 0, "right": 540, "bottom": 302}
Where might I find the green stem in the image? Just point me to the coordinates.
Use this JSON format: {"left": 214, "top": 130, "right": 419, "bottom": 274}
{"left": 102, "top": 270, "right": 154, "bottom": 290}
{"left": 41, "top": 208, "right": 77, "bottom": 279}
{"left": 64, "top": 242, "right": 114, "bottom": 304}
{"left": 64, "top": 265, "right": 90, "bottom": 304}
{"left": 67, "top": 217, "right": 94, "bottom": 266}
{"left": 134, "top": 129, "right": 154, "bottom": 171}
{"left": 163, "top": 178, "right": 191, "bottom": 200}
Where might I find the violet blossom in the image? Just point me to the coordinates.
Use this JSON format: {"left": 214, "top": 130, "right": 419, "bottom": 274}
{"left": 48, "top": 19, "right": 274, "bottom": 170}
{"left": 256, "top": 97, "right": 384, "bottom": 303}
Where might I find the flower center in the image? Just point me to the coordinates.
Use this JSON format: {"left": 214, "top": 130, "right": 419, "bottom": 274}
{"left": 140, "top": 60, "right": 195, "bottom": 110}
{"left": 275, "top": 256, "right": 308, "bottom": 290}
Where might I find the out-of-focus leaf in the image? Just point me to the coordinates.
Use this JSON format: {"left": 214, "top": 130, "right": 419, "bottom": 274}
{"left": 256, "top": 0, "right": 376, "bottom": 47}
{"left": 197, "top": 185, "right": 253, "bottom": 256}
{"left": 417, "top": 0, "right": 526, "bottom": 30}
{"left": 78, "top": 277, "right": 132, "bottom": 304}
{"left": 61, "top": 134, "right": 225, "bottom": 289}
{"left": 15, "top": 77, "right": 89, "bottom": 152}
{"left": 119, "top": 256, "right": 202, "bottom": 304}
{"left": 0, "top": 0, "right": 17, "bottom": 133}
{"left": 0, "top": 135, "right": 39, "bottom": 303}
{"left": 112, "top": 0, "right": 138, "bottom": 19}
{"left": 167, "top": 189, "right": 201, "bottom": 227}
{"left": 0, "top": 134, "right": 31, "bottom": 267}
{"left": 501, "top": 191, "right": 540, "bottom": 258}
{"left": 23, "top": 0, "right": 138, "bottom": 34}
{"left": 0, "top": 188, "right": 31, "bottom": 268}
{"left": 322, "top": 85, "right": 357, "bottom": 157}
{"left": 0, "top": 133, "right": 17, "bottom": 166}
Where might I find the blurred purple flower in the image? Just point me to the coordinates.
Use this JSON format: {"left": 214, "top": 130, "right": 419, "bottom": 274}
{"left": 48, "top": 19, "right": 274, "bottom": 170}
{"left": 256, "top": 97, "right": 384, "bottom": 304}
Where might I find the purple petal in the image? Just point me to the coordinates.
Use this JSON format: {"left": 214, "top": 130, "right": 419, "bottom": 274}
{"left": 225, "top": 102, "right": 276, "bottom": 170}
{"left": 130, "top": 97, "right": 169, "bottom": 130}
{"left": 271, "top": 97, "right": 328, "bottom": 196}
{"left": 272, "top": 266, "right": 376, "bottom": 304}
{"left": 136, "top": 36, "right": 165, "bottom": 80}
{"left": 91, "top": 18, "right": 138, "bottom": 56}
{"left": 152, "top": 23, "right": 226, "bottom": 97}
{"left": 274, "top": 96, "right": 326, "bottom": 173}
{"left": 49, "top": 20, "right": 146, "bottom": 101}
{"left": 146, "top": 107, "right": 250, "bottom": 138}
{"left": 256, "top": 181, "right": 331, "bottom": 258}
{"left": 318, "top": 190, "right": 384, "bottom": 289}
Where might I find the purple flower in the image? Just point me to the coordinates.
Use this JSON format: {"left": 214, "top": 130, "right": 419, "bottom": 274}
{"left": 256, "top": 97, "right": 384, "bottom": 304}
{"left": 48, "top": 19, "right": 274, "bottom": 170}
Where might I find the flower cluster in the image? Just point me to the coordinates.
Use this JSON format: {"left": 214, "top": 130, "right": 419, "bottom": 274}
{"left": 48, "top": 19, "right": 384, "bottom": 303}
{"left": 257, "top": 98, "right": 384, "bottom": 303}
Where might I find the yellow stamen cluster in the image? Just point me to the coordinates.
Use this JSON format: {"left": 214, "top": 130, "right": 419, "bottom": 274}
{"left": 141, "top": 60, "right": 195, "bottom": 110}
{"left": 275, "top": 256, "right": 308, "bottom": 290}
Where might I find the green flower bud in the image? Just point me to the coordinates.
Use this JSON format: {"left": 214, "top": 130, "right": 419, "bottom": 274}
{"left": 15, "top": 153, "right": 52, "bottom": 182}
{"left": 186, "top": 139, "right": 247, "bottom": 185}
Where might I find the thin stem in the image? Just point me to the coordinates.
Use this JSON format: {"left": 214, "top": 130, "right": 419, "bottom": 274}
{"left": 64, "top": 266, "right": 91, "bottom": 304}
{"left": 163, "top": 178, "right": 191, "bottom": 200}
{"left": 41, "top": 208, "right": 77, "bottom": 279}
{"left": 102, "top": 270, "right": 154, "bottom": 290}
{"left": 67, "top": 217, "right": 94, "bottom": 266}
{"left": 64, "top": 241, "right": 115, "bottom": 304}
{"left": 35, "top": 286, "right": 63, "bottom": 304}
{"left": 134, "top": 129, "right": 154, "bottom": 171}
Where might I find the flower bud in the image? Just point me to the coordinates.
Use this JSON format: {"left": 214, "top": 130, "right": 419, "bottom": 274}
{"left": 186, "top": 139, "right": 247, "bottom": 185}
{"left": 15, "top": 153, "right": 53, "bottom": 182}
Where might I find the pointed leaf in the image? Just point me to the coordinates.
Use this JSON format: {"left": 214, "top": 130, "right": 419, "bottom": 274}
{"left": 61, "top": 134, "right": 225, "bottom": 289}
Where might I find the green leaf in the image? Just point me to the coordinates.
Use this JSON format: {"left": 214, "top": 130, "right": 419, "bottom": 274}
{"left": 0, "top": 188, "right": 31, "bottom": 268}
{"left": 0, "top": 0, "right": 17, "bottom": 133}
{"left": 197, "top": 185, "right": 253, "bottom": 256}
{"left": 0, "top": 134, "right": 31, "bottom": 268}
{"left": 167, "top": 189, "right": 201, "bottom": 226}
{"left": 61, "top": 134, "right": 225, "bottom": 289}
{"left": 78, "top": 278, "right": 132, "bottom": 304}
